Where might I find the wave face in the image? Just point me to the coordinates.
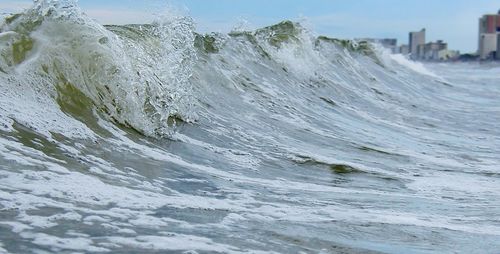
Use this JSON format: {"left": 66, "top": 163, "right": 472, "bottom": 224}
{"left": 0, "top": 0, "right": 197, "bottom": 137}
{"left": 1, "top": 1, "right": 500, "bottom": 253}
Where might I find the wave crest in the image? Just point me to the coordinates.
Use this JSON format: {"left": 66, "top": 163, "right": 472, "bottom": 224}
{"left": 0, "top": 0, "right": 197, "bottom": 137}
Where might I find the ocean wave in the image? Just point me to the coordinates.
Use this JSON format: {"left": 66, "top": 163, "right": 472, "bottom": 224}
{"left": 1, "top": 0, "right": 197, "bottom": 137}
{"left": 0, "top": 2, "right": 442, "bottom": 140}
{"left": 1, "top": 1, "right": 499, "bottom": 253}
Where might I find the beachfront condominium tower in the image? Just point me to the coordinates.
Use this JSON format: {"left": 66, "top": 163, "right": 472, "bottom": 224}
{"left": 409, "top": 29, "right": 426, "bottom": 60}
{"left": 478, "top": 10, "right": 500, "bottom": 59}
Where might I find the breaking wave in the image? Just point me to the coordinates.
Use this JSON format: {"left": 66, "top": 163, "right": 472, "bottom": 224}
{"left": 0, "top": 0, "right": 197, "bottom": 137}
{"left": 1, "top": 1, "right": 499, "bottom": 253}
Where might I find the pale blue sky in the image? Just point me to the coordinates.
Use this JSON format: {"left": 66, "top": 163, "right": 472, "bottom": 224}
{"left": 1, "top": 0, "right": 500, "bottom": 53}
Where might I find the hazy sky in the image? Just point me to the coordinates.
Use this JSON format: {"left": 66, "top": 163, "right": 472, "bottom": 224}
{"left": 1, "top": 0, "right": 500, "bottom": 53}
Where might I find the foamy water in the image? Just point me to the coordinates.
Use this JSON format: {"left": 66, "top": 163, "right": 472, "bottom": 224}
{"left": 0, "top": 1, "right": 499, "bottom": 253}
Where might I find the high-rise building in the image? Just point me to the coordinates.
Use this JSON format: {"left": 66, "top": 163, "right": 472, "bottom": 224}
{"left": 478, "top": 10, "right": 500, "bottom": 59}
{"left": 409, "top": 29, "right": 425, "bottom": 60}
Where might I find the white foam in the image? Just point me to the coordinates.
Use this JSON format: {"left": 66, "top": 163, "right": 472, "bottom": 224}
{"left": 389, "top": 53, "right": 439, "bottom": 78}
{"left": 106, "top": 234, "right": 246, "bottom": 253}
{"left": 21, "top": 232, "right": 109, "bottom": 252}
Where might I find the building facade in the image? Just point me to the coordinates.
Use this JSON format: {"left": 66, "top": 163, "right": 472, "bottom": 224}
{"left": 416, "top": 44, "right": 426, "bottom": 59}
{"left": 409, "top": 29, "right": 425, "bottom": 59}
{"left": 422, "top": 40, "right": 447, "bottom": 60}
{"left": 399, "top": 44, "right": 409, "bottom": 55}
{"left": 478, "top": 10, "right": 500, "bottom": 59}
{"left": 479, "top": 33, "right": 498, "bottom": 59}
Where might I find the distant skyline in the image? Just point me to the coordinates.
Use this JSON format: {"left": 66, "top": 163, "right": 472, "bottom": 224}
{"left": 1, "top": 0, "right": 500, "bottom": 53}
